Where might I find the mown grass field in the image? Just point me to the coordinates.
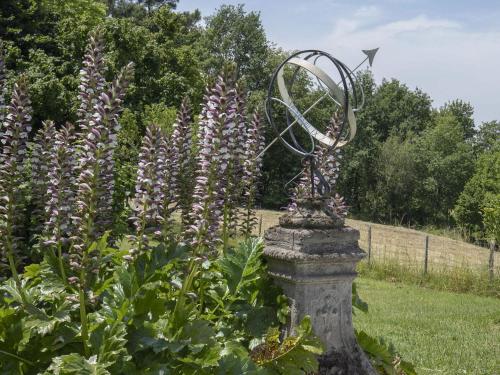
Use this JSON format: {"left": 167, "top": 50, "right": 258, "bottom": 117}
{"left": 354, "top": 278, "right": 500, "bottom": 375}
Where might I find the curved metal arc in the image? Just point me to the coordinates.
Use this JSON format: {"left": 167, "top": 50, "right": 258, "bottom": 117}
{"left": 276, "top": 57, "right": 357, "bottom": 148}
{"left": 311, "top": 53, "right": 362, "bottom": 112}
{"left": 264, "top": 96, "right": 316, "bottom": 157}
{"left": 265, "top": 49, "right": 338, "bottom": 157}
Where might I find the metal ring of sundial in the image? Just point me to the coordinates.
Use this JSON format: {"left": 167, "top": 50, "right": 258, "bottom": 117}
{"left": 265, "top": 50, "right": 359, "bottom": 158}
{"left": 310, "top": 53, "right": 365, "bottom": 112}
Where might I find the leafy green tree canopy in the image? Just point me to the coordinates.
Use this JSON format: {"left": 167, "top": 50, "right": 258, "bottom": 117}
{"left": 203, "top": 4, "right": 269, "bottom": 91}
{"left": 453, "top": 148, "right": 500, "bottom": 241}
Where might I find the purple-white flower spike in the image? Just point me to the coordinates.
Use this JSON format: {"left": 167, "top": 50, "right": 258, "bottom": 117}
{"left": 70, "top": 63, "right": 134, "bottom": 280}
{"left": 217, "top": 85, "right": 239, "bottom": 247}
{"left": 128, "top": 124, "right": 165, "bottom": 259}
{"left": 318, "top": 112, "right": 348, "bottom": 218}
{"left": 0, "top": 43, "right": 6, "bottom": 125}
{"left": 221, "top": 86, "right": 245, "bottom": 239}
{"left": 76, "top": 28, "right": 106, "bottom": 135}
{"left": 289, "top": 111, "right": 348, "bottom": 219}
{"left": 158, "top": 130, "right": 177, "bottom": 241}
{"left": 94, "top": 62, "right": 134, "bottom": 234}
{"left": 44, "top": 123, "right": 77, "bottom": 246}
{"left": 187, "top": 77, "right": 231, "bottom": 252}
{"left": 31, "top": 120, "right": 57, "bottom": 233}
{"left": 0, "top": 77, "right": 32, "bottom": 271}
{"left": 316, "top": 112, "right": 343, "bottom": 190}
{"left": 171, "top": 98, "right": 194, "bottom": 229}
{"left": 73, "top": 29, "right": 106, "bottom": 194}
{"left": 240, "top": 111, "right": 265, "bottom": 236}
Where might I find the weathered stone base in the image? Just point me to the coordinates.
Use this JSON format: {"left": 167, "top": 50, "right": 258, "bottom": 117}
{"left": 264, "top": 222, "right": 376, "bottom": 375}
{"left": 318, "top": 349, "right": 375, "bottom": 375}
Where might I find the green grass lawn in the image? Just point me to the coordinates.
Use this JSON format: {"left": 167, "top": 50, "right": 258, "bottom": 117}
{"left": 353, "top": 278, "right": 500, "bottom": 375}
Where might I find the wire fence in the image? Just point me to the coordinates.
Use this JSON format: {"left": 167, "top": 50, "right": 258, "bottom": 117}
{"left": 254, "top": 211, "right": 498, "bottom": 280}
{"left": 346, "top": 220, "right": 499, "bottom": 280}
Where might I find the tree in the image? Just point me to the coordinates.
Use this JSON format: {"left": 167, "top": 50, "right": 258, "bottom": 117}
{"left": 413, "top": 112, "right": 475, "bottom": 224}
{"left": 203, "top": 4, "right": 269, "bottom": 91}
{"left": 360, "top": 78, "right": 432, "bottom": 141}
{"left": 482, "top": 193, "right": 500, "bottom": 244}
{"left": 1, "top": 1, "right": 205, "bottom": 129}
{"left": 103, "top": 6, "right": 205, "bottom": 117}
{"left": 0, "top": 0, "right": 107, "bottom": 125}
{"left": 368, "top": 136, "right": 419, "bottom": 224}
{"left": 338, "top": 75, "right": 432, "bottom": 218}
{"left": 108, "top": 0, "right": 178, "bottom": 18}
{"left": 453, "top": 148, "right": 500, "bottom": 241}
{"left": 475, "top": 120, "right": 499, "bottom": 153}
{"left": 440, "top": 99, "right": 475, "bottom": 140}
{"left": 138, "top": 0, "right": 177, "bottom": 12}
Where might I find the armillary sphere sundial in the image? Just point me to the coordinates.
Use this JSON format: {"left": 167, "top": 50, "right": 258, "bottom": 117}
{"left": 262, "top": 48, "right": 381, "bottom": 375}
{"left": 261, "top": 48, "right": 378, "bottom": 224}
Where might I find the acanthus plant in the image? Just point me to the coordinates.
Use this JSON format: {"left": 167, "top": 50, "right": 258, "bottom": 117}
{"left": 240, "top": 111, "right": 266, "bottom": 237}
{"left": 186, "top": 78, "right": 264, "bottom": 252}
{"left": 44, "top": 122, "right": 77, "bottom": 280}
{"left": 71, "top": 62, "right": 134, "bottom": 253}
{"left": 171, "top": 98, "right": 195, "bottom": 230}
{"left": 187, "top": 76, "right": 235, "bottom": 253}
{"left": 128, "top": 123, "right": 166, "bottom": 260}
{"left": 76, "top": 27, "right": 106, "bottom": 136}
{"left": 30, "top": 120, "right": 57, "bottom": 236}
{"left": 222, "top": 86, "right": 246, "bottom": 244}
{"left": 0, "top": 42, "right": 6, "bottom": 125}
{"left": 315, "top": 112, "right": 348, "bottom": 218}
{"left": 0, "top": 77, "right": 32, "bottom": 303}
{"left": 289, "top": 111, "right": 348, "bottom": 219}
{"left": 159, "top": 125, "right": 178, "bottom": 241}
{"left": 69, "top": 62, "right": 133, "bottom": 356}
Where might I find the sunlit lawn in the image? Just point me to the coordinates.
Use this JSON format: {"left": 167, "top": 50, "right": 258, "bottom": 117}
{"left": 354, "top": 278, "right": 500, "bottom": 375}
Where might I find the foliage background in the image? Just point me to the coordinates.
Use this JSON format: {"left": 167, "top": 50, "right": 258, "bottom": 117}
{"left": 1, "top": 0, "right": 498, "bottom": 244}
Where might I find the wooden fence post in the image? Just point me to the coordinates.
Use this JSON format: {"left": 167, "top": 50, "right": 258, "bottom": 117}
{"left": 367, "top": 225, "right": 372, "bottom": 264}
{"left": 424, "top": 235, "right": 429, "bottom": 274}
{"left": 489, "top": 241, "right": 496, "bottom": 282}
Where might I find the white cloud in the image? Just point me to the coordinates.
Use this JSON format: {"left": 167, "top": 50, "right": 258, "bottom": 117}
{"left": 318, "top": 12, "right": 500, "bottom": 123}
{"left": 353, "top": 5, "right": 381, "bottom": 20}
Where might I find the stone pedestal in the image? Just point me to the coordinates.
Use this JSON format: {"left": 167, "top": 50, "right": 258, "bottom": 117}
{"left": 263, "top": 199, "right": 376, "bottom": 374}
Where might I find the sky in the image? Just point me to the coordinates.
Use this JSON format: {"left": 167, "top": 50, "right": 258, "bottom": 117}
{"left": 177, "top": 0, "right": 500, "bottom": 125}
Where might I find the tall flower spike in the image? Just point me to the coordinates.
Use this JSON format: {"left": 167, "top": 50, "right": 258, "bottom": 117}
{"left": 158, "top": 130, "right": 177, "bottom": 241}
{"left": 70, "top": 63, "right": 134, "bottom": 281}
{"left": 45, "top": 123, "right": 77, "bottom": 246}
{"left": 289, "top": 111, "right": 348, "bottom": 219}
{"left": 171, "top": 98, "right": 194, "bottom": 229}
{"left": 94, "top": 62, "right": 134, "bottom": 234}
{"left": 31, "top": 120, "right": 57, "bottom": 234}
{"left": 76, "top": 28, "right": 106, "bottom": 135}
{"left": 218, "top": 84, "right": 239, "bottom": 248}
{"left": 127, "top": 124, "right": 164, "bottom": 260}
{"left": 240, "top": 112, "right": 265, "bottom": 236}
{"left": 44, "top": 123, "right": 76, "bottom": 281}
{"left": 0, "top": 42, "right": 6, "bottom": 125}
{"left": 73, "top": 28, "right": 107, "bottom": 196}
{"left": 315, "top": 112, "right": 343, "bottom": 190}
{"left": 0, "top": 77, "right": 32, "bottom": 277}
{"left": 187, "top": 77, "right": 231, "bottom": 252}
{"left": 222, "top": 86, "right": 245, "bottom": 240}
{"left": 319, "top": 112, "right": 347, "bottom": 218}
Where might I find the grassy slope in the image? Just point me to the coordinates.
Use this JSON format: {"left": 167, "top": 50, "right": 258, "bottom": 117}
{"left": 354, "top": 278, "right": 500, "bottom": 375}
